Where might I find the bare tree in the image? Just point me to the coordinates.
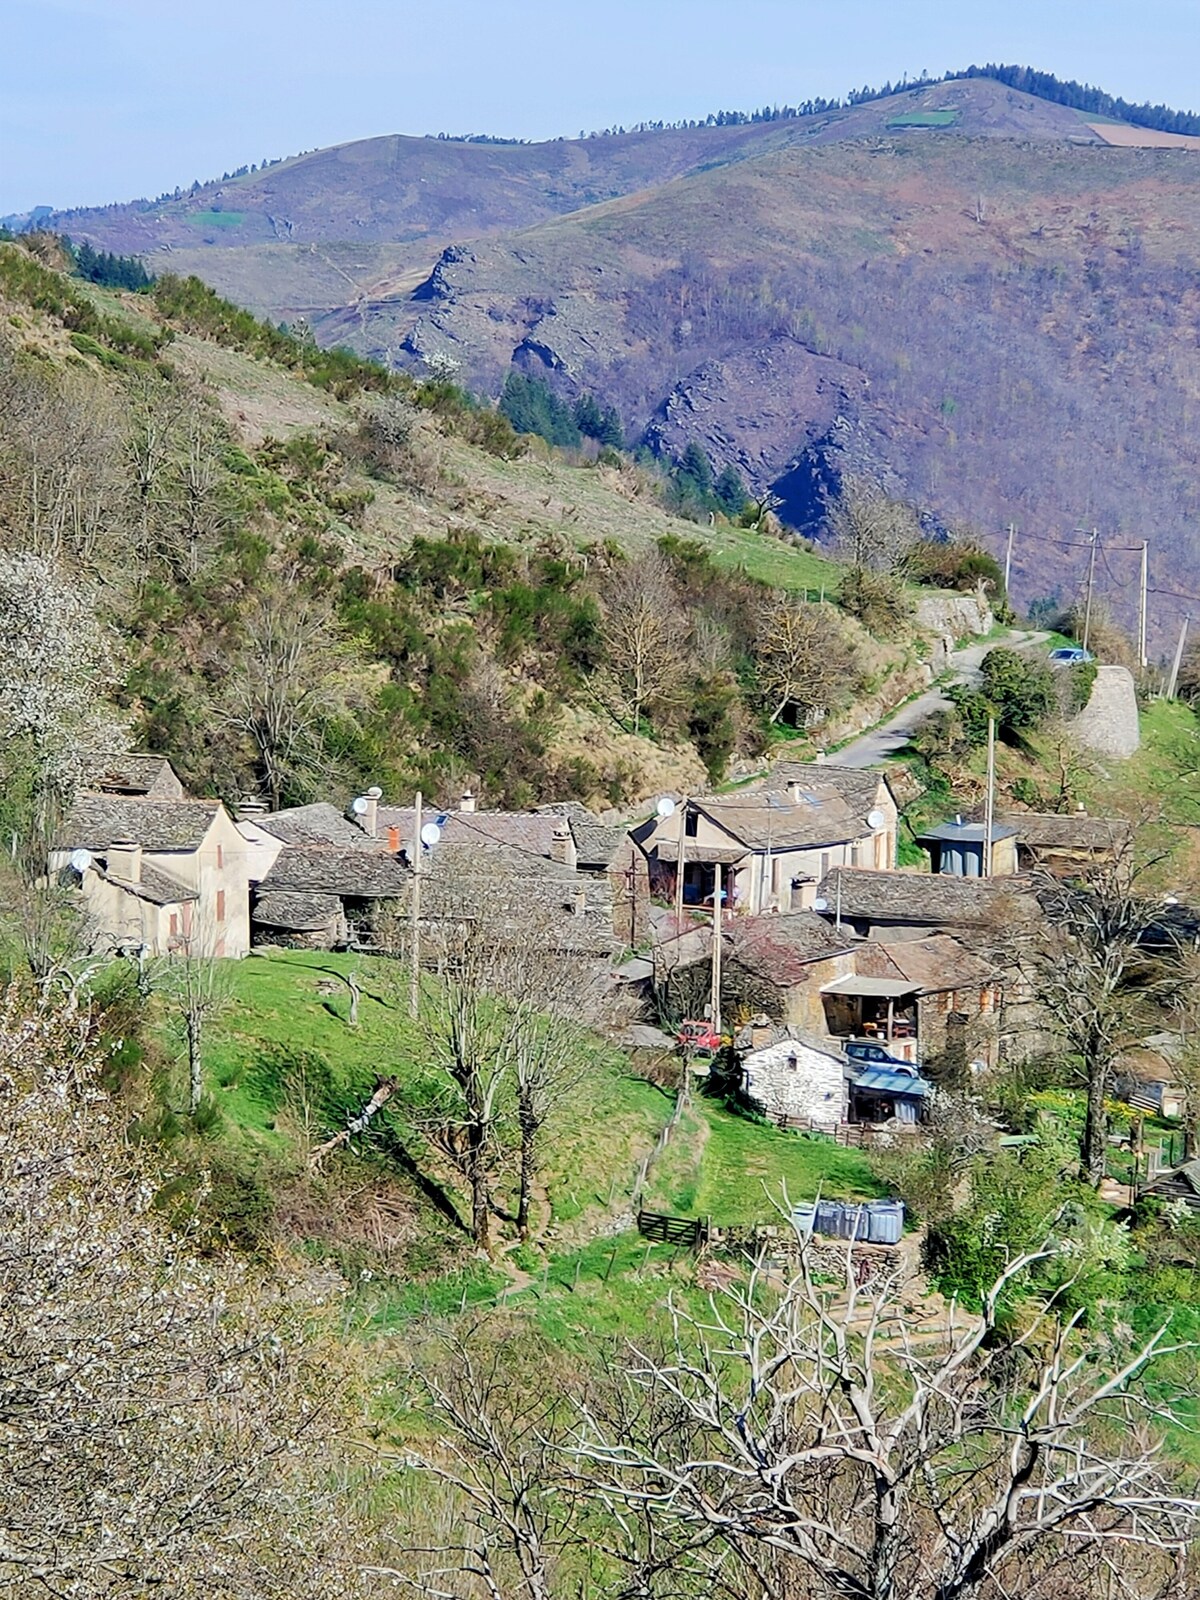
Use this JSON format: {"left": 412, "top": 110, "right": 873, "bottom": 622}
{"left": 598, "top": 552, "right": 688, "bottom": 731}
{"left": 0, "top": 992, "right": 376, "bottom": 1598}
{"left": 567, "top": 1240, "right": 1199, "bottom": 1600}
{"left": 154, "top": 915, "right": 235, "bottom": 1114}
{"left": 1015, "top": 857, "right": 1188, "bottom": 1185}
{"left": 828, "top": 475, "right": 921, "bottom": 575}
{"left": 221, "top": 591, "right": 366, "bottom": 809}
{"left": 754, "top": 595, "right": 858, "bottom": 725}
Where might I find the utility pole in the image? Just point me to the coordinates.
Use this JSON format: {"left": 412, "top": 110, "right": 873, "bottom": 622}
{"left": 983, "top": 716, "right": 996, "bottom": 880}
{"left": 409, "top": 789, "right": 422, "bottom": 1020}
{"left": 674, "top": 798, "right": 688, "bottom": 932}
{"left": 1082, "top": 528, "right": 1098, "bottom": 654}
{"left": 1138, "top": 540, "right": 1149, "bottom": 668}
{"left": 711, "top": 865, "right": 723, "bottom": 1037}
{"left": 1003, "top": 522, "right": 1016, "bottom": 596}
{"left": 1167, "top": 617, "right": 1190, "bottom": 701}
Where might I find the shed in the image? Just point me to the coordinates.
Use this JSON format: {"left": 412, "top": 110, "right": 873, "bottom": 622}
{"left": 915, "top": 817, "right": 1019, "bottom": 879}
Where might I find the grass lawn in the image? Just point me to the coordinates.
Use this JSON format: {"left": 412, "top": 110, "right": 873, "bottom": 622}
{"left": 186, "top": 209, "right": 246, "bottom": 229}
{"left": 887, "top": 111, "right": 959, "bottom": 128}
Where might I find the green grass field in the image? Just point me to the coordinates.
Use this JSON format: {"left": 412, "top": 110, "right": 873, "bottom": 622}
{"left": 186, "top": 209, "right": 246, "bottom": 230}
{"left": 887, "top": 111, "right": 959, "bottom": 129}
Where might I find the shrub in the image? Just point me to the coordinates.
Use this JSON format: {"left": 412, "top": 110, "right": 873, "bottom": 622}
{"left": 838, "top": 566, "right": 911, "bottom": 632}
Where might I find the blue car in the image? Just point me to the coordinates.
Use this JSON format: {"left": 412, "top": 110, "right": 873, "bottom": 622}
{"left": 1048, "top": 646, "right": 1094, "bottom": 665}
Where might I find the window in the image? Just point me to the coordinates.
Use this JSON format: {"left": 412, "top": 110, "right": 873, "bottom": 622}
{"left": 216, "top": 890, "right": 226, "bottom": 923}
{"left": 684, "top": 811, "right": 699, "bottom": 838}
{"left": 216, "top": 843, "right": 224, "bottom": 869}
{"left": 169, "top": 913, "right": 178, "bottom": 938}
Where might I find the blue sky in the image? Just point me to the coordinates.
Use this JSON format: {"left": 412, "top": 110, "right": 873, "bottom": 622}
{"left": 3, "top": 0, "right": 1199, "bottom": 214}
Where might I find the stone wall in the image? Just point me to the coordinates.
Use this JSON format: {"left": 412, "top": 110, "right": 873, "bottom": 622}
{"left": 742, "top": 1039, "right": 847, "bottom": 1124}
{"left": 914, "top": 591, "right": 995, "bottom": 640}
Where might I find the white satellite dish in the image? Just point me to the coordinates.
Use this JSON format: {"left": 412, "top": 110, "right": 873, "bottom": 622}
{"left": 867, "top": 808, "right": 886, "bottom": 831}
{"left": 366, "top": 786, "right": 383, "bottom": 800}
{"left": 351, "top": 797, "right": 369, "bottom": 816}
{"left": 813, "top": 896, "right": 829, "bottom": 912}
{"left": 656, "top": 796, "right": 676, "bottom": 819}
{"left": 420, "top": 821, "right": 442, "bottom": 848}
{"left": 69, "top": 848, "right": 92, "bottom": 874}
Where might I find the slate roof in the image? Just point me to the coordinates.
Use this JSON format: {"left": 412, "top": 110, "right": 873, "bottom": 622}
{"left": 982, "top": 810, "right": 1132, "bottom": 852}
{"left": 252, "top": 890, "right": 343, "bottom": 931}
{"left": 916, "top": 819, "right": 1018, "bottom": 844}
{"left": 537, "top": 802, "right": 629, "bottom": 867}
{"left": 726, "top": 912, "right": 854, "bottom": 987}
{"left": 257, "top": 803, "right": 375, "bottom": 849}
{"left": 103, "top": 859, "right": 198, "bottom": 906}
{"left": 1150, "top": 1159, "right": 1200, "bottom": 1198}
{"left": 816, "top": 867, "right": 1033, "bottom": 929}
{"left": 693, "top": 786, "right": 866, "bottom": 851}
{"left": 259, "top": 847, "right": 409, "bottom": 898}
{"left": 750, "top": 762, "right": 893, "bottom": 814}
{"left": 60, "top": 796, "right": 220, "bottom": 852}
{"left": 88, "top": 753, "right": 182, "bottom": 797}
{"left": 854, "top": 933, "right": 996, "bottom": 992}
{"left": 376, "top": 806, "right": 559, "bottom": 858}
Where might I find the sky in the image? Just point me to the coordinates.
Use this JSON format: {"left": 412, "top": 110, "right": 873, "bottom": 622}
{"left": 3, "top": 0, "right": 1200, "bottom": 215}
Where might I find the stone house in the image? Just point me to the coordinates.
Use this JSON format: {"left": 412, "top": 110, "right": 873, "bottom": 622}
{"left": 251, "top": 844, "right": 409, "bottom": 949}
{"left": 740, "top": 1032, "right": 850, "bottom": 1128}
{"left": 720, "top": 913, "right": 857, "bottom": 1032}
{"left": 815, "top": 867, "right": 1034, "bottom": 944}
{"left": 52, "top": 795, "right": 251, "bottom": 958}
{"left": 88, "top": 752, "right": 187, "bottom": 801}
{"left": 639, "top": 766, "right": 897, "bottom": 917}
{"left": 980, "top": 810, "right": 1132, "bottom": 876}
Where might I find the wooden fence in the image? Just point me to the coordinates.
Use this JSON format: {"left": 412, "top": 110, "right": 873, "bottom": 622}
{"left": 636, "top": 1210, "right": 710, "bottom": 1248}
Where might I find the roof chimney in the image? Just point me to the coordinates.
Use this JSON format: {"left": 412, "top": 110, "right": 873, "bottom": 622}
{"left": 459, "top": 789, "right": 477, "bottom": 814}
{"left": 352, "top": 787, "right": 382, "bottom": 838}
{"left": 387, "top": 825, "right": 400, "bottom": 853}
{"left": 573, "top": 888, "right": 588, "bottom": 918}
{"left": 107, "top": 840, "right": 142, "bottom": 885}
{"left": 787, "top": 780, "right": 803, "bottom": 803}
{"left": 550, "top": 817, "right": 577, "bottom": 869}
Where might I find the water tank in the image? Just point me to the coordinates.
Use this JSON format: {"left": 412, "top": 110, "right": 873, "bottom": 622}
{"left": 865, "top": 1200, "right": 904, "bottom": 1245}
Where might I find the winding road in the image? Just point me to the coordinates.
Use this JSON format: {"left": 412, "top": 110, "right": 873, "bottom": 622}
{"left": 832, "top": 630, "right": 1050, "bottom": 769}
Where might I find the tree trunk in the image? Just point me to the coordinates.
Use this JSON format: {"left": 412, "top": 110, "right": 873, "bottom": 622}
{"left": 1082, "top": 1052, "right": 1109, "bottom": 1186}
{"left": 465, "top": 1119, "right": 490, "bottom": 1253}
{"left": 187, "top": 1010, "right": 203, "bottom": 1115}
{"left": 516, "top": 1095, "right": 537, "bottom": 1241}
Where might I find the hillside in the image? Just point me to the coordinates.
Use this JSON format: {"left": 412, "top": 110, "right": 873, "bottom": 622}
{"left": 44, "top": 75, "right": 1200, "bottom": 642}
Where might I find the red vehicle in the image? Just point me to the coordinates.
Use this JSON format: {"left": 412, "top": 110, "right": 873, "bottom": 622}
{"left": 677, "top": 1019, "right": 722, "bottom": 1056}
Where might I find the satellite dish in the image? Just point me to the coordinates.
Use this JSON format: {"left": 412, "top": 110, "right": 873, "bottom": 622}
{"left": 867, "top": 808, "right": 886, "bottom": 831}
{"left": 813, "top": 896, "right": 829, "bottom": 912}
{"left": 656, "top": 796, "right": 676, "bottom": 819}
{"left": 420, "top": 821, "right": 442, "bottom": 848}
{"left": 365, "top": 786, "right": 383, "bottom": 800}
{"left": 351, "top": 797, "right": 369, "bottom": 816}
{"left": 69, "top": 848, "right": 92, "bottom": 874}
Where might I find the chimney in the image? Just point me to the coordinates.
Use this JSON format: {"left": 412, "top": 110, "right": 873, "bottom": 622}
{"left": 107, "top": 839, "right": 142, "bottom": 884}
{"left": 787, "top": 781, "right": 803, "bottom": 803}
{"left": 573, "top": 888, "right": 588, "bottom": 918}
{"left": 352, "top": 786, "right": 383, "bottom": 838}
{"left": 459, "top": 789, "right": 477, "bottom": 814}
{"left": 550, "top": 817, "right": 577, "bottom": 870}
{"left": 235, "top": 796, "right": 267, "bottom": 823}
{"left": 387, "top": 825, "right": 400, "bottom": 853}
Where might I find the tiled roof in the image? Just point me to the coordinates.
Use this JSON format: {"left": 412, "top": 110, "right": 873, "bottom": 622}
{"left": 260, "top": 847, "right": 409, "bottom": 898}
{"left": 727, "top": 913, "right": 854, "bottom": 987}
{"left": 252, "top": 890, "right": 343, "bottom": 931}
{"left": 258, "top": 803, "right": 375, "bottom": 849}
{"left": 817, "top": 867, "right": 1033, "bottom": 929}
{"left": 60, "top": 796, "right": 220, "bottom": 852}
{"left": 104, "top": 859, "right": 198, "bottom": 906}
{"left": 537, "top": 802, "right": 629, "bottom": 867}
{"left": 751, "top": 762, "right": 892, "bottom": 813}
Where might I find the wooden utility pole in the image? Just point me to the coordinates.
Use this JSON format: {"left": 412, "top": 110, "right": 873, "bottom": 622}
{"left": 1138, "top": 540, "right": 1149, "bottom": 667}
{"left": 674, "top": 798, "right": 688, "bottom": 932}
{"left": 983, "top": 716, "right": 996, "bottom": 879}
{"left": 1167, "top": 617, "right": 1190, "bottom": 701}
{"left": 1003, "top": 522, "right": 1016, "bottom": 596}
{"left": 409, "top": 789, "right": 422, "bottom": 1020}
{"left": 711, "top": 865, "right": 723, "bottom": 1036}
{"left": 1082, "top": 529, "right": 1098, "bottom": 654}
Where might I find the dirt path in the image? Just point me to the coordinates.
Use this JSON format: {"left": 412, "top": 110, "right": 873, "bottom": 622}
{"left": 833, "top": 630, "right": 1049, "bottom": 769}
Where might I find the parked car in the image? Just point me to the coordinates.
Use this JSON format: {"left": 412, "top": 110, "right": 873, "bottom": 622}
{"left": 677, "top": 1019, "right": 722, "bottom": 1056}
{"left": 843, "top": 1039, "right": 915, "bottom": 1070}
{"left": 1048, "top": 646, "right": 1094, "bottom": 665}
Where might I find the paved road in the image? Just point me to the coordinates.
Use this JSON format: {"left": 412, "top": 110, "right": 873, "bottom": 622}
{"left": 833, "top": 631, "right": 1050, "bottom": 769}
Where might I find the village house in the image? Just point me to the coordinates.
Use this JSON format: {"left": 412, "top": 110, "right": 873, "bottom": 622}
{"left": 88, "top": 752, "right": 187, "bottom": 801}
{"left": 973, "top": 808, "right": 1133, "bottom": 876}
{"left": 814, "top": 866, "right": 1033, "bottom": 944}
{"left": 739, "top": 1030, "right": 850, "bottom": 1128}
{"left": 638, "top": 766, "right": 898, "bottom": 918}
{"left": 52, "top": 795, "right": 251, "bottom": 958}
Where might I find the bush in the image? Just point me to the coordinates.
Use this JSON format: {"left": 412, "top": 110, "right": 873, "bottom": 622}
{"left": 838, "top": 566, "right": 911, "bottom": 631}
{"left": 904, "top": 537, "right": 1005, "bottom": 599}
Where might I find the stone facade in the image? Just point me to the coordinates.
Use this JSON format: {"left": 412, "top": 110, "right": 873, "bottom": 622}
{"left": 742, "top": 1037, "right": 848, "bottom": 1125}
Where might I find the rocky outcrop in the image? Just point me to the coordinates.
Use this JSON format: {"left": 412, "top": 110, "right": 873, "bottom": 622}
{"left": 915, "top": 592, "right": 994, "bottom": 639}
{"left": 1067, "top": 665, "right": 1140, "bottom": 759}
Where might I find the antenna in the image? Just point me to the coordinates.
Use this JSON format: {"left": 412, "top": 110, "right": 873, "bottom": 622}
{"left": 351, "top": 797, "right": 369, "bottom": 816}
{"left": 813, "top": 896, "right": 829, "bottom": 912}
{"left": 867, "top": 808, "right": 886, "bottom": 831}
{"left": 656, "top": 796, "right": 676, "bottom": 819}
{"left": 366, "top": 786, "right": 383, "bottom": 799}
